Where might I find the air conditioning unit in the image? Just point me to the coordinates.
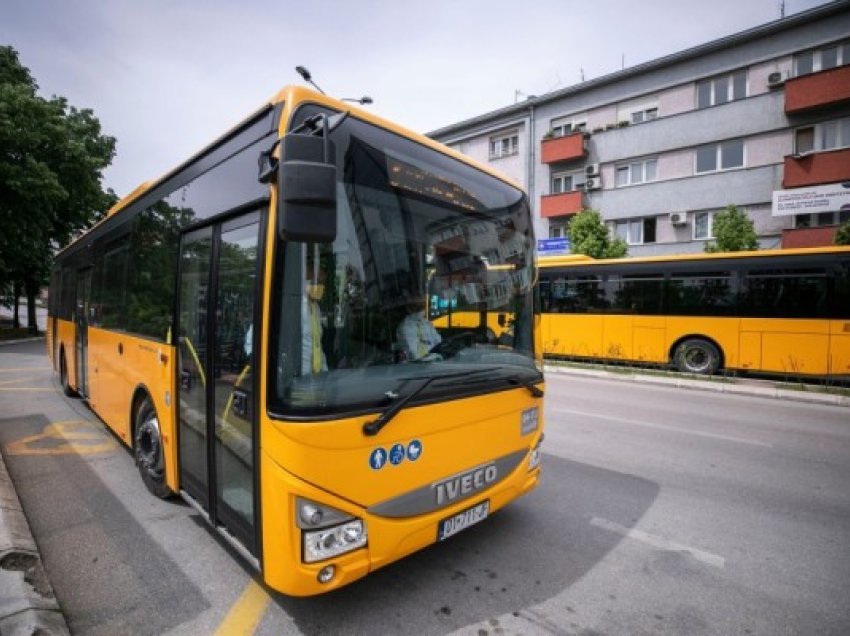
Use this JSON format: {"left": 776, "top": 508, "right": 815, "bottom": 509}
{"left": 669, "top": 211, "right": 688, "bottom": 226}
{"left": 767, "top": 71, "right": 789, "bottom": 88}
{"left": 585, "top": 163, "right": 600, "bottom": 177}
{"left": 585, "top": 177, "right": 602, "bottom": 191}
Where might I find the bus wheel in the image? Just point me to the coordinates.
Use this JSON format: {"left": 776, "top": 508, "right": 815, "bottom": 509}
{"left": 674, "top": 338, "right": 720, "bottom": 375}
{"left": 134, "top": 396, "right": 172, "bottom": 499}
{"left": 59, "top": 349, "right": 76, "bottom": 397}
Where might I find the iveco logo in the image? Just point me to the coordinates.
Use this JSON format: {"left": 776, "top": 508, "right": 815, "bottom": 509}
{"left": 435, "top": 464, "right": 498, "bottom": 506}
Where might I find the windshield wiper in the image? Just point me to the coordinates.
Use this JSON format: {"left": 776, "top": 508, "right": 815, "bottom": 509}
{"left": 362, "top": 369, "right": 492, "bottom": 437}
{"left": 508, "top": 375, "right": 545, "bottom": 397}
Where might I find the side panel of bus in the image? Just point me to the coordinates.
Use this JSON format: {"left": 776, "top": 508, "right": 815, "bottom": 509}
{"left": 830, "top": 321, "right": 850, "bottom": 375}
{"left": 741, "top": 318, "right": 830, "bottom": 375}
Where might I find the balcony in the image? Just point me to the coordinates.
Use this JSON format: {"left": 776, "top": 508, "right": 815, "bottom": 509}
{"left": 783, "top": 148, "right": 850, "bottom": 188}
{"left": 785, "top": 65, "right": 850, "bottom": 114}
{"left": 541, "top": 132, "right": 586, "bottom": 164}
{"left": 541, "top": 191, "right": 584, "bottom": 218}
{"left": 781, "top": 226, "right": 838, "bottom": 248}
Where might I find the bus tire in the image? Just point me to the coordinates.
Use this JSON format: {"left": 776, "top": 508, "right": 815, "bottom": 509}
{"left": 134, "top": 395, "right": 172, "bottom": 499}
{"left": 674, "top": 338, "right": 721, "bottom": 375}
{"left": 59, "top": 349, "right": 76, "bottom": 397}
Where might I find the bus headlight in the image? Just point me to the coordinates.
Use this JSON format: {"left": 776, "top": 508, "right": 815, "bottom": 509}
{"left": 303, "top": 520, "right": 367, "bottom": 563}
{"left": 296, "top": 498, "right": 368, "bottom": 563}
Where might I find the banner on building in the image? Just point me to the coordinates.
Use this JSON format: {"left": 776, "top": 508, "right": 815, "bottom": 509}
{"left": 771, "top": 182, "right": 850, "bottom": 217}
{"left": 537, "top": 238, "right": 570, "bottom": 255}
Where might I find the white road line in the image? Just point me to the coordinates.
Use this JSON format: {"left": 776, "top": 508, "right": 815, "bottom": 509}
{"left": 551, "top": 407, "right": 773, "bottom": 448}
{"left": 591, "top": 517, "right": 726, "bottom": 569}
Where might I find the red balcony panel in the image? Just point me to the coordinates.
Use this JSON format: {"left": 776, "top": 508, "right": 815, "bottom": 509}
{"left": 781, "top": 226, "right": 838, "bottom": 249}
{"left": 785, "top": 65, "right": 850, "bottom": 114}
{"left": 541, "top": 191, "right": 584, "bottom": 218}
{"left": 541, "top": 133, "right": 586, "bottom": 164}
{"left": 783, "top": 148, "right": 850, "bottom": 188}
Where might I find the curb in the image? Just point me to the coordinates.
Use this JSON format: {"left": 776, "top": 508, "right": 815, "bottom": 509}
{"left": 0, "top": 337, "right": 45, "bottom": 347}
{"left": 0, "top": 449, "right": 70, "bottom": 635}
{"left": 544, "top": 364, "right": 850, "bottom": 408}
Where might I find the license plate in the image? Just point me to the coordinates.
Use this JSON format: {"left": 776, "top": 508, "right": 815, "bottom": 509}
{"left": 438, "top": 500, "right": 490, "bottom": 541}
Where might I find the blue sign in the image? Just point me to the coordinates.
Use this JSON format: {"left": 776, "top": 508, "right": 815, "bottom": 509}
{"left": 369, "top": 448, "right": 387, "bottom": 470}
{"left": 538, "top": 238, "right": 570, "bottom": 255}
{"left": 407, "top": 440, "right": 423, "bottom": 461}
{"left": 389, "top": 443, "right": 406, "bottom": 465}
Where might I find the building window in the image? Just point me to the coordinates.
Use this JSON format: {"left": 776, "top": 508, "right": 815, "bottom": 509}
{"left": 615, "top": 158, "right": 657, "bottom": 187}
{"left": 693, "top": 211, "right": 715, "bottom": 240}
{"left": 549, "top": 223, "right": 568, "bottom": 238}
{"left": 614, "top": 217, "right": 657, "bottom": 245}
{"left": 489, "top": 132, "right": 518, "bottom": 159}
{"left": 696, "top": 70, "right": 747, "bottom": 108}
{"left": 695, "top": 139, "right": 744, "bottom": 173}
{"left": 795, "top": 210, "right": 850, "bottom": 228}
{"left": 552, "top": 171, "right": 586, "bottom": 193}
{"left": 630, "top": 107, "right": 658, "bottom": 124}
{"left": 550, "top": 115, "right": 588, "bottom": 138}
{"left": 795, "top": 118, "right": 850, "bottom": 153}
{"left": 794, "top": 41, "right": 850, "bottom": 76}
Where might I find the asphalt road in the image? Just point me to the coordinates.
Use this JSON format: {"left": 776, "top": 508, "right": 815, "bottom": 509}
{"left": 1, "top": 338, "right": 848, "bottom": 635}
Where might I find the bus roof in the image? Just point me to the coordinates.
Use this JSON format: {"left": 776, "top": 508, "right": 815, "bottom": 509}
{"left": 97, "top": 85, "right": 525, "bottom": 227}
{"left": 538, "top": 245, "right": 850, "bottom": 269}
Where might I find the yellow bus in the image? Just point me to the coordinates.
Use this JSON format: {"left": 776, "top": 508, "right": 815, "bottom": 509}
{"left": 46, "top": 85, "right": 544, "bottom": 596}
{"left": 539, "top": 246, "right": 850, "bottom": 377}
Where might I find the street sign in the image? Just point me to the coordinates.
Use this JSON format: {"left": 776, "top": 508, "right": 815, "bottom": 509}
{"left": 537, "top": 238, "right": 570, "bottom": 255}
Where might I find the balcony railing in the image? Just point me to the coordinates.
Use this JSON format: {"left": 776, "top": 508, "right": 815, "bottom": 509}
{"left": 783, "top": 148, "right": 850, "bottom": 188}
{"left": 541, "top": 132, "right": 586, "bottom": 164}
{"left": 785, "top": 65, "right": 850, "bottom": 114}
{"left": 540, "top": 191, "right": 584, "bottom": 218}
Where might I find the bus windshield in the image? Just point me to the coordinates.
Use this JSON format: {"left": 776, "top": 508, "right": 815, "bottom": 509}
{"left": 271, "top": 112, "right": 539, "bottom": 416}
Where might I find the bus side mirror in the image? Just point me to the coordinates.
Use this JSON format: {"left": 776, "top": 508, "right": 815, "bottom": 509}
{"left": 278, "top": 134, "right": 337, "bottom": 243}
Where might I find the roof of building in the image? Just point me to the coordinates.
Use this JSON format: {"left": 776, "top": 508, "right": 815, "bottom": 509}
{"left": 427, "top": 0, "right": 850, "bottom": 140}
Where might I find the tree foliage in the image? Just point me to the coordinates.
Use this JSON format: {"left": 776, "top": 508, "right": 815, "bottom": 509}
{"left": 567, "top": 209, "right": 628, "bottom": 259}
{"left": 704, "top": 205, "right": 759, "bottom": 253}
{"left": 836, "top": 220, "right": 850, "bottom": 246}
{"left": 0, "top": 46, "right": 116, "bottom": 331}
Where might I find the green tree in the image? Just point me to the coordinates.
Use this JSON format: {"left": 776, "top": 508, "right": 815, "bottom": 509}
{"left": 567, "top": 209, "right": 628, "bottom": 259}
{"left": 704, "top": 205, "right": 759, "bottom": 253}
{"left": 0, "top": 46, "right": 116, "bottom": 332}
{"left": 835, "top": 220, "right": 850, "bottom": 246}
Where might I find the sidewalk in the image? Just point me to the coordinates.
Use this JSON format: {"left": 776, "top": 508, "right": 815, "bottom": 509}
{"left": 0, "top": 337, "right": 70, "bottom": 635}
{"left": 545, "top": 363, "right": 850, "bottom": 407}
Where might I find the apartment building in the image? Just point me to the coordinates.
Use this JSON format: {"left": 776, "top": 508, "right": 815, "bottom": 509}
{"left": 428, "top": 1, "right": 850, "bottom": 256}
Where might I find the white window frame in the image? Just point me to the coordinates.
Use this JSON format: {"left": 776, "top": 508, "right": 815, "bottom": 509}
{"left": 612, "top": 217, "right": 657, "bottom": 245}
{"left": 794, "top": 41, "right": 850, "bottom": 76}
{"left": 549, "top": 114, "right": 588, "bottom": 138}
{"left": 696, "top": 70, "right": 748, "bottom": 108}
{"left": 549, "top": 223, "right": 568, "bottom": 238}
{"left": 694, "top": 139, "right": 745, "bottom": 174}
{"left": 795, "top": 117, "right": 850, "bottom": 154}
{"left": 551, "top": 170, "right": 586, "bottom": 194}
{"left": 489, "top": 132, "right": 519, "bottom": 159}
{"left": 693, "top": 211, "right": 716, "bottom": 240}
{"left": 615, "top": 157, "right": 658, "bottom": 187}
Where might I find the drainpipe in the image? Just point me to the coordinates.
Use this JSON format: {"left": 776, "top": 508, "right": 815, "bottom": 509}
{"left": 526, "top": 102, "right": 537, "bottom": 237}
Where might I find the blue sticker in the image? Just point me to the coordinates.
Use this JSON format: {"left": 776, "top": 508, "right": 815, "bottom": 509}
{"left": 389, "top": 443, "right": 406, "bottom": 466}
{"left": 407, "top": 439, "right": 423, "bottom": 461}
{"left": 369, "top": 447, "right": 387, "bottom": 470}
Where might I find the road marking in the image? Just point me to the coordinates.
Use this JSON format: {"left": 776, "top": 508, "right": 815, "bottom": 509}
{"left": 591, "top": 517, "right": 726, "bottom": 569}
{"left": 215, "top": 580, "right": 270, "bottom": 636}
{"left": 0, "top": 377, "right": 36, "bottom": 386}
{"left": 0, "top": 367, "right": 51, "bottom": 372}
{"left": 5, "top": 421, "right": 118, "bottom": 456}
{"left": 552, "top": 407, "right": 773, "bottom": 448}
{"left": 0, "top": 387, "right": 53, "bottom": 391}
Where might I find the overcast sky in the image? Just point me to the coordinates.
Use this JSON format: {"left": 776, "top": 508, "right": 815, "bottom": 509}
{"left": 2, "top": 0, "right": 833, "bottom": 197}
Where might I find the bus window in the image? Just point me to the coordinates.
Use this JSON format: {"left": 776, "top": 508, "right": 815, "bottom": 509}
{"left": 741, "top": 269, "right": 829, "bottom": 318}
{"left": 667, "top": 271, "right": 737, "bottom": 316}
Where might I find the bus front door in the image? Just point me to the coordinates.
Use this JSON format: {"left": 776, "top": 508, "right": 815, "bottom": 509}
{"left": 177, "top": 212, "right": 262, "bottom": 558}
{"left": 74, "top": 267, "right": 92, "bottom": 397}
